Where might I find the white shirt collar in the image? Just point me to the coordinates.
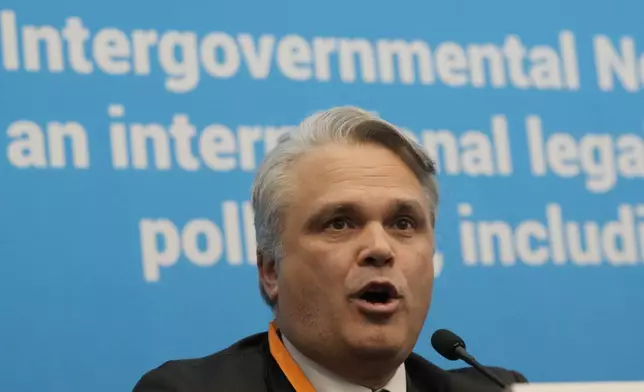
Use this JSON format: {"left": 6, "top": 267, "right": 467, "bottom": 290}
{"left": 281, "top": 335, "right": 407, "bottom": 392}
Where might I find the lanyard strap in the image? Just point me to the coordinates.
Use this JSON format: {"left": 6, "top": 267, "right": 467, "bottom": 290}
{"left": 268, "top": 321, "right": 317, "bottom": 392}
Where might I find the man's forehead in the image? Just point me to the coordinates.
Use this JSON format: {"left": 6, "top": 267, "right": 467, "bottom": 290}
{"left": 284, "top": 142, "right": 428, "bottom": 210}
{"left": 291, "top": 146, "right": 423, "bottom": 190}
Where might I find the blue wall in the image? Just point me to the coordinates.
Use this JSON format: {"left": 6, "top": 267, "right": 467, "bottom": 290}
{"left": 1, "top": 1, "right": 643, "bottom": 391}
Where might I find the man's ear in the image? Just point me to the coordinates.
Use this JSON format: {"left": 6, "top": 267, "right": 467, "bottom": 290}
{"left": 257, "top": 251, "right": 279, "bottom": 304}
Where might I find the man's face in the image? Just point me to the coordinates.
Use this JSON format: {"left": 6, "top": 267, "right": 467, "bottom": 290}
{"left": 263, "top": 142, "right": 435, "bottom": 368}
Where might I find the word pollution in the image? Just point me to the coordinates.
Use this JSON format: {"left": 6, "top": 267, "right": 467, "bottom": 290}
{"left": 139, "top": 201, "right": 256, "bottom": 282}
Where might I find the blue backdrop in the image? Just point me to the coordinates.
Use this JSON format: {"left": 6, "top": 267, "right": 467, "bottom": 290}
{"left": 1, "top": 1, "right": 643, "bottom": 391}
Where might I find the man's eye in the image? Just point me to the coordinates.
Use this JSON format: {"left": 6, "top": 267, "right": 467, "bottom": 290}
{"left": 326, "top": 217, "right": 352, "bottom": 231}
{"left": 394, "top": 217, "right": 415, "bottom": 230}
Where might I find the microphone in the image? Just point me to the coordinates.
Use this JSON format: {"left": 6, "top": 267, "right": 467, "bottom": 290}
{"left": 431, "top": 329, "right": 507, "bottom": 389}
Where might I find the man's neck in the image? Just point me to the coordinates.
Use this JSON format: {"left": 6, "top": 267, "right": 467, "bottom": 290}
{"left": 281, "top": 335, "right": 407, "bottom": 392}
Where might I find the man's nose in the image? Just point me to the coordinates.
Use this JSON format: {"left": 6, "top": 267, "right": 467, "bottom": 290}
{"left": 357, "top": 222, "right": 394, "bottom": 267}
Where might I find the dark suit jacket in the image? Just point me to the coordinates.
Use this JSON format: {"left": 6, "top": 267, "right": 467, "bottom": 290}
{"left": 133, "top": 332, "right": 527, "bottom": 392}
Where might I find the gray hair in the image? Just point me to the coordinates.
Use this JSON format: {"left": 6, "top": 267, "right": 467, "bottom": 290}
{"left": 251, "top": 106, "right": 439, "bottom": 307}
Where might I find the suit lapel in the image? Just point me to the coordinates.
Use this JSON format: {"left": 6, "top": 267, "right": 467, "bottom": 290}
{"left": 260, "top": 334, "right": 296, "bottom": 391}
{"left": 404, "top": 353, "right": 452, "bottom": 392}
{"left": 406, "top": 371, "right": 423, "bottom": 392}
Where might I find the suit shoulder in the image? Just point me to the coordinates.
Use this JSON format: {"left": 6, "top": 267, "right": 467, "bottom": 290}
{"left": 132, "top": 332, "right": 270, "bottom": 392}
{"left": 448, "top": 366, "right": 528, "bottom": 385}
{"left": 405, "top": 352, "right": 527, "bottom": 391}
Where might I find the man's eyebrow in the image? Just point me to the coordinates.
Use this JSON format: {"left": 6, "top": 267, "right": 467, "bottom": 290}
{"left": 386, "top": 199, "right": 425, "bottom": 216}
{"left": 305, "top": 203, "right": 360, "bottom": 228}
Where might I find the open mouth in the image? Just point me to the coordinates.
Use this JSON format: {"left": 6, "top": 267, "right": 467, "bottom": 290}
{"left": 355, "top": 282, "right": 399, "bottom": 304}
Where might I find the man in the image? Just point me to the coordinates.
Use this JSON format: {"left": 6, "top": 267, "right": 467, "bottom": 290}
{"left": 133, "top": 107, "right": 527, "bottom": 391}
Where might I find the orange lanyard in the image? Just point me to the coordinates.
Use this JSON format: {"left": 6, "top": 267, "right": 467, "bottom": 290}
{"left": 268, "top": 321, "right": 317, "bottom": 392}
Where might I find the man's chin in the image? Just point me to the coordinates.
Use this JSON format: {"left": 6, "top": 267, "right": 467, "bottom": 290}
{"left": 349, "top": 343, "right": 407, "bottom": 362}
{"left": 343, "top": 328, "right": 409, "bottom": 360}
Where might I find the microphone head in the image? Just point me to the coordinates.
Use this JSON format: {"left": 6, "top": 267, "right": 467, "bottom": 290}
{"left": 431, "top": 329, "right": 466, "bottom": 361}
